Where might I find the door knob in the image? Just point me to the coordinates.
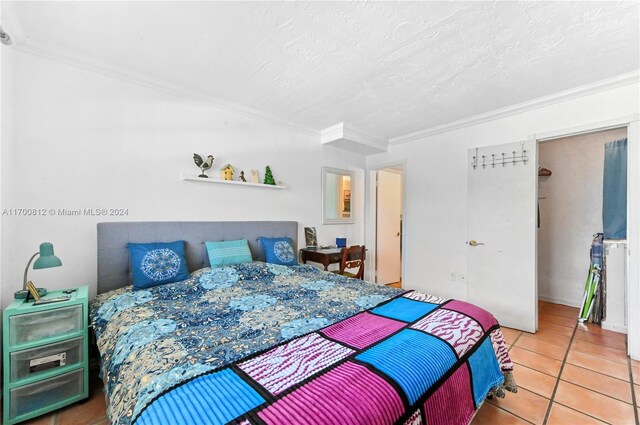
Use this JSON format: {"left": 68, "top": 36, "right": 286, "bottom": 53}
{"left": 396, "top": 232, "right": 401, "bottom": 237}
{"left": 468, "top": 240, "right": 484, "bottom": 246}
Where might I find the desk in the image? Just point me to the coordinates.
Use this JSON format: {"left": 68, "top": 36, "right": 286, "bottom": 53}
{"left": 299, "top": 248, "right": 343, "bottom": 271}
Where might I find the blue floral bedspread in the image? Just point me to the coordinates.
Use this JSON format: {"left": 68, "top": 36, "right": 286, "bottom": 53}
{"left": 90, "top": 262, "right": 402, "bottom": 424}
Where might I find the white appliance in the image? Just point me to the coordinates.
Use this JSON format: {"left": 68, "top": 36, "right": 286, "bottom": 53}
{"left": 602, "top": 240, "right": 627, "bottom": 333}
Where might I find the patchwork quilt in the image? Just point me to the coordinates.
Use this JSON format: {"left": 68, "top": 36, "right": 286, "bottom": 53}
{"left": 90, "top": 262, "right": 515, "bottom": 425}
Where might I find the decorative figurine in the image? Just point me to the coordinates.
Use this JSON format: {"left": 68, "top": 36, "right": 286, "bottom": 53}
{"left": 193, "top": 153, "right": 214, "bottom": 178}
{"left": 239, "top": 171, "right": 247, "bottom": 182}
{"left": 221, "top": 164, "right": 234, "bottom": 181}
{"left": 304, "top": 227, "right": 318, "bottom": 248}
{"left": 250, "top": 169, "right": 260, "bottom": 183}
{"left": 264, "top": 165, "right": 276, "bottom": 185}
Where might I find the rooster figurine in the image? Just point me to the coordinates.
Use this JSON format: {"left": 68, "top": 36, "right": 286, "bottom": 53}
{"left": 193, "top": 153, "right": 214, "bottom": 178}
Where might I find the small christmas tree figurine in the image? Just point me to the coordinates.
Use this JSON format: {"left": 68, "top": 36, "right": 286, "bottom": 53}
{"left": 264, "top": 165, "right": 276, "bottom": 185}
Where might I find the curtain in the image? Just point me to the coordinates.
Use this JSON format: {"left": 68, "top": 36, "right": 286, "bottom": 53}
{"left": 603, "top": 138, "right": 627, "bottom": 239}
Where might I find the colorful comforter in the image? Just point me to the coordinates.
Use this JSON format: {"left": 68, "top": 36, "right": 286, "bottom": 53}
{"left": 90, "top": 262, "right": 515, "bottom": 425}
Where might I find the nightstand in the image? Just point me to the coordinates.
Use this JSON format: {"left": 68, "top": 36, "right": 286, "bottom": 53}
{"left": 3, "top": 286, "right": 89, "bottom": 424}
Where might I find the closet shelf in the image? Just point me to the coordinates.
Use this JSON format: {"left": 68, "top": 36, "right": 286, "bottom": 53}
{"left": 182, "top": 174, "right": 287, "bottom": 189}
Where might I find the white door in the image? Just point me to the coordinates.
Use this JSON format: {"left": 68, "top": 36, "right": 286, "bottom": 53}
{"left": 467, "top": 140, "right": 537, "bottom": 332}
{"left": 376, "top": 169, "right": 403, "bottom": 285}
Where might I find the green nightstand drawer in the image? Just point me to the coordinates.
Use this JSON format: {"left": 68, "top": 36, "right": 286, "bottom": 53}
{"left": 10, "top": 336, "right": 84, "bottom": 383}
{"left": 10, "top": 368, "right": 84, "bottom": 421}
{"left": 3, "top": 287, "right": 89, "bottom": 424}
{"left": 9, "top": 304, "right": 83, "bottom": 346}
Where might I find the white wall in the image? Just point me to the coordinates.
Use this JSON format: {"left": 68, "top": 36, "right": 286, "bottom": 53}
{"left": 366, "top": 82, "right": 640, "bottom": 303}
{"left": 538, "top": 128, "right": 628, "bottom": 307}
{"left": 1, "top": 49, "right": 366, "bottom": 306}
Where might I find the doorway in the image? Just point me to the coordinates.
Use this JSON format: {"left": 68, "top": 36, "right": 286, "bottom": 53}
{"left": 374, "top": 165, "right": 404, "bottom": 288}
{"left": 537, "top": 127, "right": 629, "bottom": 331}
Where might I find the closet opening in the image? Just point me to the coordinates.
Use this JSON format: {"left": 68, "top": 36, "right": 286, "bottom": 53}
{"left": 537, "top": 127, "right": 628, "bottom": 334}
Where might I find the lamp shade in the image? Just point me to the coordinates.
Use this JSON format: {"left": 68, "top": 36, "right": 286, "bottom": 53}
{"left": 33, "top": 242, "right": 62, "bottom": 269}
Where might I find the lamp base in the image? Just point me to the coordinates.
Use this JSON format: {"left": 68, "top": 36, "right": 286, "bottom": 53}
{"left": 14, "top": 288, "right": 47, "bottom": 299}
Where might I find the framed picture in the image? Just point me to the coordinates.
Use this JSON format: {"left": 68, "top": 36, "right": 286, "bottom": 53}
{"left": 26, "top": 281, "right": 42, "bottom": 301}
{"left": 304, "top": 227, "right": 318, "bottom": 248}
{"left": 343, "top": 189, "right": 351, "bottom": 213}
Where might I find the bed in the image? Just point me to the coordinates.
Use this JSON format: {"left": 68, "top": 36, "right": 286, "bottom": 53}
{"left": 91, "top": 221, "right": 516, "bottom": 425}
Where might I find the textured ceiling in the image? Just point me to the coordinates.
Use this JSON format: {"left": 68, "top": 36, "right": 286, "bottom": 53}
{"left": 4, "top": 1, "right": 639, "bottom": 139}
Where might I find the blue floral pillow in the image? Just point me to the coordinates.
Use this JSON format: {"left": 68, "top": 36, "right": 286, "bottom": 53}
{"left": 128, "top": 241, "right": 190, "bottom": 290}
{"left": 258, "top": 237, "right": 298, "bottom": 266}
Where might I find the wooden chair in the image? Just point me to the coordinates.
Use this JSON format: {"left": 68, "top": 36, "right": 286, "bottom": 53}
{"left": 332, "top": 245, "right": 366, "bottom": 280}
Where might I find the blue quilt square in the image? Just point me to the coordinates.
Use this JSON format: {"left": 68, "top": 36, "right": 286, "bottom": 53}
{"left": 371, "top": 298, "right": 438, "bottom": 322}
{"left": 137, "top": 369, "right": 264, "bottom": 425}
{"left": 356, "top": 329, "right": 457, "bottom": 405}
{"left": 468, "top": 338, "right": 504, "bottom": 406}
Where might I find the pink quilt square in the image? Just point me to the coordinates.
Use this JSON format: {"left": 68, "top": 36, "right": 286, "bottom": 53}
{"left": 321, "top": 312, "right": 406, "bottom": 349}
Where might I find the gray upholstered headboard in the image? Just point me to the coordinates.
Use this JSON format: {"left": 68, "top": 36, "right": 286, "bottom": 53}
{"left": 97, "top": 221, "right": 298, "bottom": 294}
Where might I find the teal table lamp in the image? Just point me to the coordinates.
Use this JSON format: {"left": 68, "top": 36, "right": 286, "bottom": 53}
{"left": 21, "top": 242, "right": 62, "bottom": 297}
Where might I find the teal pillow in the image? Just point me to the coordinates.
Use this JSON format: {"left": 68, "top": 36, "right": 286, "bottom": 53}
{"left": 205, "top": 239, "right": 253, "bottom": 267}
{"left": 258, "top": 237, "right": 298, "bottom": 266}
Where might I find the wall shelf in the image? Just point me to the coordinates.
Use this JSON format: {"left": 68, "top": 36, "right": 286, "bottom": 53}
{"left": 182, "top": 174, "right": 287, "bottom": 189}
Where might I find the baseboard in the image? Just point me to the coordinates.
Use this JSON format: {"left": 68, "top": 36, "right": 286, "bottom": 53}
{"left": 538, "top": 295, "right": 581, "bottom": 308}
{"left": 601, "top": 321, "right": 627, "bottom": 334}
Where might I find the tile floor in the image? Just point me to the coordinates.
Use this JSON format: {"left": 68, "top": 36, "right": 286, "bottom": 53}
{"left": 472, "top": 301, "right": 639, "bottom": 425}
{"left": 22, "top": 301, "right": 639, "bottom": 425}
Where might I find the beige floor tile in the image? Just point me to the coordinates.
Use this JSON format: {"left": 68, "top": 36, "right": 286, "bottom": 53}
{"left": 566, "top": 349, "right": 630, "bottom": 381}
{"left": 515, "top": 335, "right": 567, "bottom": 361}
{"left": 540, "top": 314, "right": 576, "bottom": 329}
{"left": 471, "top": 403, "right": 531, "bottom": 425}
{"left": 578, "top": 321, "right": 627, "bottom": 337}
{"left": 554, "top": 380, "right": 635, "bottom": 424}
{"left": 635, "top": 384, "right": 640, "bottom": 403}
{"left": 524, "top": 330, "right": 571, "bottom": 349}
{"left": 573, "top": 329, "right": 627, "bottom": 351}
{"left": 58, "top": 390, "right": 107, "bottom": 425}
{"left": 500, "top": 327, "right": 522, "bottom": 346}
{"left": 561, "top": 363, "right": 633, "bottom": 403}
{"left": 510, "top": 346, "right": 563, "bottom": 377}
{"left": 537, "top": 321, "right": 574, "bottom": 337}
{"left": 571, "top": 338, "right": 628, "bottom": 364}
{"left": 630, "top": 358, "right": 640, "bottom": 369}
{"left": 23, "top": 414, "right": 57, "bottom": 425}
{"left": 547, "top": 403, "right": 607, "bottom": 425}
{"left": 633, "top": 366, "right": 640, "bottom": 384}
{"left": 542, "top": 304, "right": 579, "bottom": 319}
{"left": 488, "top": 387, "right": 549, "bottom": 425}
{"left": 511, "top": 364, "right": 556, "bottom": 398}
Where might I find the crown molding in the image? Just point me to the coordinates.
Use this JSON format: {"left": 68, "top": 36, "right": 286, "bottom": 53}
{"left": 389, "top": 70, "right": 640, "bottom": 146}
{"left": 321, "top": 122, "right": 387, "bottom": 155}
{"left": 10, "top": 40, "right": 321, "bottom": 138}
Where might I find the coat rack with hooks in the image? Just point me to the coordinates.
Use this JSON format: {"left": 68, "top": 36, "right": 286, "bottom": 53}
{"left": 471, "top": 141, "right": 528, "bottom": 170}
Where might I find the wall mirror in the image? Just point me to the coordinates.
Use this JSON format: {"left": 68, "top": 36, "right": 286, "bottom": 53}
{"left": 322, "top": 167, "right": 354, "bottom": 224}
